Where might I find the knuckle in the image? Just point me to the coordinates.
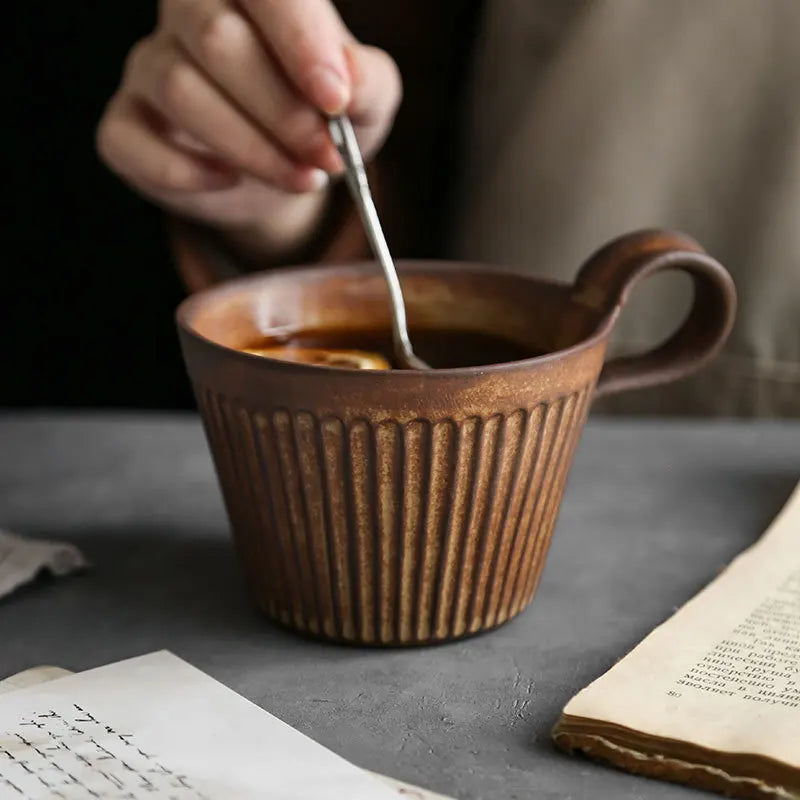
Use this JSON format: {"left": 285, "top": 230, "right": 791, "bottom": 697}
{"left": 94, "top": 105, "right": 134, "bottom": 177}
{"left": 197, "top": 10, "right": 241, "bottom": 65}
{"left": 162, "top": 60, "right": 196, "bottom": 114}
{"left": 94, "top": 114, "right": 115, "bottom": 165}
{"left": 95, "top": 99, "right": 127, "bottom": 165}
{"left": 160, "top": 158, "right": 199, "bottom": 191}
{"left": 96, "top": 122, "right": 133, "bottom": 183}
{"left": 123, "top": 38, "right": 149, "bottom": 80}
{"left": 161, "top": 0, "right": 199, "bottom": 25}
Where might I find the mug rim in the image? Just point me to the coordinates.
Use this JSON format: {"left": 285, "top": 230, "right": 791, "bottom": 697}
{"left": 175, "top": 259, "right": 617, "bottom": 378}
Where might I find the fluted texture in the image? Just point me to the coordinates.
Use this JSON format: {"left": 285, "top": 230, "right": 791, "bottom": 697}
{"left": 197, "top": 386, "right": 593, "bottom": 645}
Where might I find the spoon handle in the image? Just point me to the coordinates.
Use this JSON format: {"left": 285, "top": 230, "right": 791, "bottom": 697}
{"left": 327, "top": 116, "right": 428, "bottom": 370}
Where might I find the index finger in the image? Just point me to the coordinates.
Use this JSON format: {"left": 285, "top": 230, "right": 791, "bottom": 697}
{"left": 237, "top": 0, "right": 353, "bottom": 114}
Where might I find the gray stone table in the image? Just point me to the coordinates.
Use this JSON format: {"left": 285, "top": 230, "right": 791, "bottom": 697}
{"left": 0, "top": 413, "right": 797, "bottom": 799}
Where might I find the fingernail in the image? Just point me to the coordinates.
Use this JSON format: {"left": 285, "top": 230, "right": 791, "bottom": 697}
{"left": 309, "top": 65, "right": 350, "bottom": 114}
{"left": 309, "top": 168, "right": 329, "bottom": 191}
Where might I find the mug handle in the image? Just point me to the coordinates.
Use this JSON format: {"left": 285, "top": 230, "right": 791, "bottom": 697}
{"left": 571, "top": 229, "right": 737, "bottom": 398}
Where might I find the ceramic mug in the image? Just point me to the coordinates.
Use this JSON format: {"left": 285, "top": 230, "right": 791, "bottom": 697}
{"left": 177, "top": 229, "right": 736, "bottom": 645}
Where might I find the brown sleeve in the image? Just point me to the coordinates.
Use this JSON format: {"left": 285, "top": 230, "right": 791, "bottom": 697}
{"left": 169, "top": 174, "right": 373, "bottom": 294}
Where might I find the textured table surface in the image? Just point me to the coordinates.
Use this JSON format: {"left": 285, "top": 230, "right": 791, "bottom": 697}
{"left": 0, "top": 413, "right": 797, "bottom": 800}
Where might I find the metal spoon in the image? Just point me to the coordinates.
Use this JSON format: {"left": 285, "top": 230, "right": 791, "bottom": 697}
{"left": 328, "top": 116, "right": 430, "bottom": 370}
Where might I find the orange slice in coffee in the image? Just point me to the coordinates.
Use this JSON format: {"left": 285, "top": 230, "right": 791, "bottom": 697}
{"left": 243, "top": 347, "right": 391, "bottom": 371}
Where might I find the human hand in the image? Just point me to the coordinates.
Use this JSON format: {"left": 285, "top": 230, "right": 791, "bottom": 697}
{"left": 97, "top": 0, "right": 401, "bottom": 255}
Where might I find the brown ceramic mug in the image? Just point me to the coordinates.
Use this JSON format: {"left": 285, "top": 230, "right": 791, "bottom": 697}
{"left": 176, "top": 229, "right": 735, "bottom": 645}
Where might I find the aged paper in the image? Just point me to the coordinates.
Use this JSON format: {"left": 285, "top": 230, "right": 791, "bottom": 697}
{"left": 0, "top": 530, "right": 86, "bottom": 600}
{"left": 0, "top": 659, "right": 453, "bottom": 800}
{"left": 558, "top": 482, "right": 800, "bottom": 768}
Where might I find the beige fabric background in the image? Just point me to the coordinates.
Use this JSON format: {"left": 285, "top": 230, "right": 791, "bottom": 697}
{"left": 451, "top": 0, "right": 800, "bottom": 416}
{"left": 174, "top": 0, "right": 799, "bottom": 416}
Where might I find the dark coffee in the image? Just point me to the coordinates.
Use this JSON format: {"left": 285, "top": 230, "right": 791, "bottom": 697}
{"left": 243, "top": 328, "right": 541, "bottom": 369}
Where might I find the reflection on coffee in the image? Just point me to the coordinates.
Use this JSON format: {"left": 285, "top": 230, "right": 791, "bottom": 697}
{"left": 243, "top": 347, "right": 391, "bottom": 370}
{"left": 242, "top": 328, "right": 541, "bottom": 370}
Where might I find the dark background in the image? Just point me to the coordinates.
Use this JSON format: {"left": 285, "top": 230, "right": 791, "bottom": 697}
{"left": 6, "top": 3, "right": 193, "bottom": 409}
{"left": 6, "top": 2, "right": 480, "bottom": 409}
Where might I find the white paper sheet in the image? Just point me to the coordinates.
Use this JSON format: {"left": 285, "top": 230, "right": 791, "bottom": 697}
{"left": 0, "top": 651, "right": 411, "bottom": 800}
{"left": 0, "top": 530, "right": 86, "bottom": 599}
{"left": 0, "top": 664, "right": 455, "bottom": 800}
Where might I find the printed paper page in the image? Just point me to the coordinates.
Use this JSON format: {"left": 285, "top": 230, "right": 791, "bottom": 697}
{"left": 563, "top": 482, "right": 800, "bottom": 766}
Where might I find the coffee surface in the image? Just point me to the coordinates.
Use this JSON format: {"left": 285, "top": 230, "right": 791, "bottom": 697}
{"left": 242, "top": 328, "right": 540, "bottom": 369}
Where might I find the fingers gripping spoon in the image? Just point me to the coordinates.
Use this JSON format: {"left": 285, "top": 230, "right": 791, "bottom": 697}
{"left": 328, "top": 116, "right": 430, "bottom": 370}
